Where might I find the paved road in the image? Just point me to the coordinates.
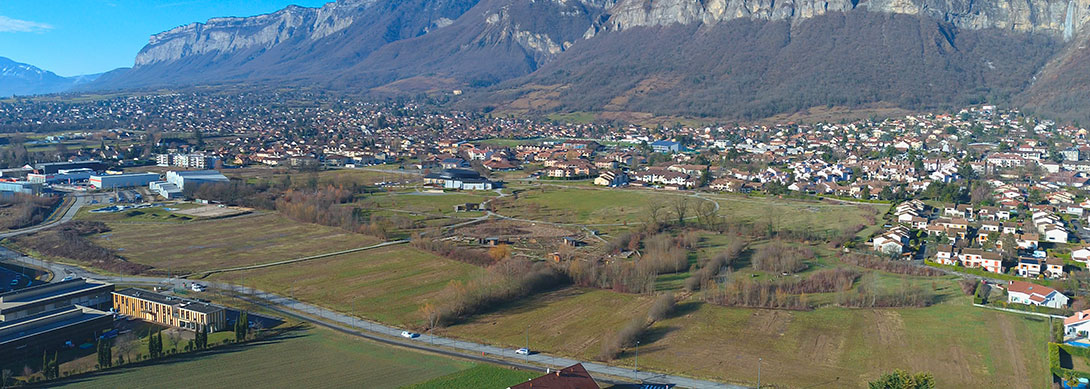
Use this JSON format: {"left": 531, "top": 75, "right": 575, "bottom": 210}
{"left": 0, "top": 194, "right": 85, "bottom": 239}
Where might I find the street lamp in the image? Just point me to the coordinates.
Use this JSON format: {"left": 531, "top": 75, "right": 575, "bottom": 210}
{"left": 757, "top": 357, "right": 762, "bottom": 388}
{"left": 634, "top": 340, "right": 640, "bottom": 381}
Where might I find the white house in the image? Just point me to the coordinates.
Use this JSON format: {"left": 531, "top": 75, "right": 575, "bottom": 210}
{"left": 1044, "top": 226, "right": 1069, "bottom": 243}
{"left": 1006, "top": 280, "right": 1069, "bottom": 309}
{"left": 1066, "top": 310, "right": 1090, "bottom": 338}
{"left": 1073, "top": 247, "right": 1090, "bottom": 265}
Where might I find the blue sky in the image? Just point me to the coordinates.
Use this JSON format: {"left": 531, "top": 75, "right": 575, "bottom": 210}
{"left": 0, "top": 0, "right": 329, "bottom": 77}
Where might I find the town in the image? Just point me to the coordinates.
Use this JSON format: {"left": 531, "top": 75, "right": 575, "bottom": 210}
{"left": 1, "top": 92, "right": 1090, "bottom": 387}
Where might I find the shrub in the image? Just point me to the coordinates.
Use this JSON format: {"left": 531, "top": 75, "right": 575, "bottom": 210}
{"left": 752, "top": 240, "right": 812, "bottom": 274}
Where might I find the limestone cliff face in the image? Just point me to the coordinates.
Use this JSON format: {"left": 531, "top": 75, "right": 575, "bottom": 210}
{"left": 592, "top": 0, "right": 1090, "bottom": 40}
{"left": 135, "top": 1, "right": 375, "bottom": 66}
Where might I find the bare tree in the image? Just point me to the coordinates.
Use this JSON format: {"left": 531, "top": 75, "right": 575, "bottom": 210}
{"left": 167, "top": 330, "right": 182, "bottom": 353}
{"left": 673, "top": 197, "right": 690, "bottom": 225}
{"left": 116, "top": 333, "right": 137, "bottom": 363}
{"left": 647, "top": 200, "right": 666, "bottom": 225}
{"left": 696, "top": 200, "right": 719, "bottom": 229}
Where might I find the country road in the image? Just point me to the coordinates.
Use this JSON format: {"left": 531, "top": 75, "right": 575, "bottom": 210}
{"left": 0, "top": 193, "right": 748, "bottom": 389}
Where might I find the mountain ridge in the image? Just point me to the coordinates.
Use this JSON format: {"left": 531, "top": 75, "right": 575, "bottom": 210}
{"left": 88, "top": 0, "right": 1090, "bottom": 122}
{"left": 0, "top": 57, "right": 102, "bottom": 98}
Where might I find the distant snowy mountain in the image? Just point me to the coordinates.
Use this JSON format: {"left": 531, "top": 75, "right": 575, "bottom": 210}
{"left": 0, "top": 57, "right": 101, "bottom": 97}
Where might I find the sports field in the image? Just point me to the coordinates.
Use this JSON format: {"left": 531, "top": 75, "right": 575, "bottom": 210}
{"left": 52, "top": 326, "right": 472, "bottom": 389}
{"left": 210, "top": 245, "right": 485, "bottom": 326}
{"left": 92, "top": 213, "right": 380, "bottom": 273}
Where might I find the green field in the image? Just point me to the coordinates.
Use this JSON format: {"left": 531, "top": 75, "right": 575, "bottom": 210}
{"left": 53, "top": 327, "right": 473, "bottom": 389}
{"left": 440, "top": 286, "right": 1048, "bottom": 388}
{"left": 494, "top": 187, "right": 693, "bottom": 225}
{"left": 404, "top": 364, "right": 540, "bottom": 388}
{"left": 93, "top": 213, "right": 380, "bottom": 273}
{"left": 210, "top": 245, "right": 485, "bottom": 326}
{"left": 706, "top": 194, "right": 884, "bottom": 237}
{"left": 75, "top": 203, "right": 207, "bottom": 224}
{"left": 366, "top": 191, "right": 496, "bottom": 216}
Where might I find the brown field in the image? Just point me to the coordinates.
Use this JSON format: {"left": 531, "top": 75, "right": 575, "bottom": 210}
{"left": 440, "top": 286, "right": 1048, "bottom": 388}
{"left": 93, "top": 213, "right": 380, "bottom": 273}
{"left": 210, "top": 245, "right": 485, "bottom": 326}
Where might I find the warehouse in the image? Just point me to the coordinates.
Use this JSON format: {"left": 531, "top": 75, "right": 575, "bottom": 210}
{"left": 0, "top": 278, "right": 115, "bottom": 322}
{"left": 151, "top": 170, "right": 228, "bottom": 199}
{"left": 33, "top": 160, "right": 104, "bottom": 174}
{"left": 0, "top": 181, "right": 40, "bottom": 195}
{"left": 90, "top": 172, "right": 161, "bottom": 189}
{"left": 27, "top": 168, "right": 95, "bottom": 184}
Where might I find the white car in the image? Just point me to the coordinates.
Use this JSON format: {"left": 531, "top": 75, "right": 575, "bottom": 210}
{"left": 515, "top": 348, "right": 530, "bottom": 355}
{"left": 401, "top": 331, "right": 419, "bottom": 339}
{"left": 190, "top": 284, "right": 207, "bottom": 292}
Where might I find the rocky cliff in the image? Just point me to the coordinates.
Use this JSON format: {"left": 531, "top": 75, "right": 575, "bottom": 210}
{"left": 91, "top": 0, "right": 1090, "bottom": 122}
{"left": 592, "top": 0, "right": 1090, "bottom": 40}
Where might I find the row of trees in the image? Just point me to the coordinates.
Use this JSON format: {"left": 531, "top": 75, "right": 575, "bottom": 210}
{"left": 410, "top": 238, "right": 495, "bottom": 267}
{"left": 704, "top": 269, "right": 861, "bottom": 310}
{"left": 421, "top": 259, "right": 567, "bottom": 328}
{"left": 840, "top": 253, "right": 944, "bottom": 277}
{"left": 598, "top": 293, "right": 676, "bottom": 361}
{"left": 685, "top": 237, "right": 748, "bottom": 292}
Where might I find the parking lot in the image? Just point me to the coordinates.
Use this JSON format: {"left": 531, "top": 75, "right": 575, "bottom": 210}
{"left": 0, "top": 265, "right": 39, "bottom": 293}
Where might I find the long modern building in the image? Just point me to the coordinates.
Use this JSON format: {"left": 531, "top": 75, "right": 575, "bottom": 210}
{"left": 33, "top": 160, "right": 104, "bottom": 174}
{"left": 90, "top": 172, "right": 161, "bottom": 189}
{"left": 0, "top": 305, "right": 112, "bottom": 365}
{"left": 0, "top": 279, "right": 114, "bottom": 322}
{"left": 113, "top": 288, "right": 226, "bottom": 332}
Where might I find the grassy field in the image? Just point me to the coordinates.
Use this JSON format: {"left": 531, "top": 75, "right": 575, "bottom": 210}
{"left": 494, "top": 187, "right": 691, "bottom": 225}
{"left": 404, "top": 364, "right": 540, "bottom": 388}
{"left": 53, "top": 326, "right": 473, "bottom": 389}
{"left": 706, "top": 194, "right": 884, "bottom": 237}
{"left": 440, "top": 286, "right": 1048, "bottom": 388}
{"left": 75, "top": 203, "right": 207, "bottom": 224}
{"left": 92, "top": 213, "right": 380, "bottom": 273}
{"left": 210, "top": 245, "right": 485, "bottom": 327}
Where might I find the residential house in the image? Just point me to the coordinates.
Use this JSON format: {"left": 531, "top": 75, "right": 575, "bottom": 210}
{"left": 934, "top": 245, "right": 957, "bottom": 265}
{"left": 1006, "top": 280, "right": 1069, "bottom": 309}
{"left": 1066, "top": 310, "right": 1090, "bottom": 338}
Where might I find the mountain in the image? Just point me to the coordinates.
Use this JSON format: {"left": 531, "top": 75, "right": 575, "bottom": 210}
{"left": 91, "top": 0, "right": 1090, "bottom": 122}
{"left": 0, "top": 57, "right": 102, "bottom": 98}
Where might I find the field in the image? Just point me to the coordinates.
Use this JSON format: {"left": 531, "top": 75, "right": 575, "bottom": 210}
{"left": 53, "top": 326, "right": 473, "bottom": 389}
{"left": 92, "top": 213, "right": 380, "bottom": 273}
{"left": 404, "top": 364, "right": 540, "bottom": 388}
{"left": 365, "top": 191, "right": 496, "bottom": 216}
{"left": 440, "top": 286, "right": 1049, "bottom": 388}
{"left": 210, "top": 245, "right": 486, "bottom": 326}
{"left": 706, "top": 194, "right": 884, "bottom": 237}
{"left": 493, "top": 186, "right": 693, "bottom": 225}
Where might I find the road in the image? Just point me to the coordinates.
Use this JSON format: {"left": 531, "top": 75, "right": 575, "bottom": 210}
{"left": 0, "top": 194, "right": 86, "bottom": 239}
{"left": 0, "top": 194, "right": 748, "bottom": 389}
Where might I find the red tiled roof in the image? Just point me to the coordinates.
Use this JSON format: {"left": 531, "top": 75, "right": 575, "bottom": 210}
{"left": 509, "top": 364, "right": 599, "bottom": 389}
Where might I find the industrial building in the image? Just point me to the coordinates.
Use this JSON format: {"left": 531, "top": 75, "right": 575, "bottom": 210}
{"left": 0, "top": 181, "right": 41, "bottom": 195}
{"left": 0, "top": 305, "right": 112, "bottom": 365}
{"left": 113, "top": 288, "right": 226, "bottom": 332}
{"left": 423, "top": 169, "right": 496, "bottom": 190}
{"left": 0, "top": 279, "right": 114, "bottom": 322}
{"left": 90, "top": 172, "right": 161, "bottom": 189}
{"left": 27, "top": 168, "right": 95, "bottom": 184}
{"left": 150, "top": 170, "right": 228, "bottom": 199}
{"left": 33, "top": 160, "right": 104, "bottom": 174}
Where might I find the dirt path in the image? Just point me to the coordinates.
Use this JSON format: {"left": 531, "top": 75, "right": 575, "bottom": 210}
{"left": 996, "top": 316, "right": 1031, "bottom": 388}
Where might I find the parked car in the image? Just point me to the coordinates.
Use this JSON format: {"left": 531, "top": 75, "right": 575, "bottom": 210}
{"left": 401, "top": 331, "right": 419, "bottom": 339}
{"left": 190, "top": 283, "right": 207, "bottom": 292}
{"left": 515, "top": 348, "right": 530, "bottom": 355}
